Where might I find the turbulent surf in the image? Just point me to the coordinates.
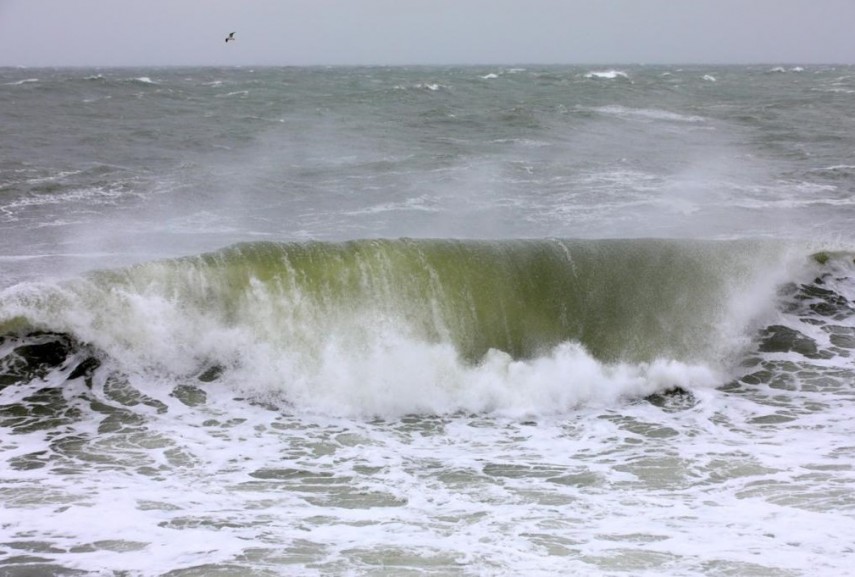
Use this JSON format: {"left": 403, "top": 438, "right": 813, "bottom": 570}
{"left": 2, "top": 65, "right": 855, "bottom": 576}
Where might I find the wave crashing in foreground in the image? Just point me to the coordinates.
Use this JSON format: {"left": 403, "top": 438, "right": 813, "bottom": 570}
{"left": 1, "top": 239, "right": 852, "bottom": 416}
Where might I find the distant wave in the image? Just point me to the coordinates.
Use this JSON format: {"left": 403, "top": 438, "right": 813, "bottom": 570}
{"left": 215, "top": 90, "right": 250, "bottom": 98}
{"left": 0, "top": 186, "right": 126, "bottom": 219}
{"left": 415, "top": 83, "right": 445, "bottom": 91}
{"left": 4, "top": 78, "right": 38, "bottom": 86}
{"left": 768, "top": 66, "right": 805, "bottom": 73}
{"left": 393, "top": 83, "right": 449, "bottom": 92}
{"left": 584, "top": 70, "right": 628, "bottom": 80}
{"left": 594, "top": 105, "right": 707, "bottom": 123}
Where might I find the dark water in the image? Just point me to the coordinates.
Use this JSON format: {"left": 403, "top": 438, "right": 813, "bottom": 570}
{"left": 2, "top": 65, "right": 855, "bottom": 576}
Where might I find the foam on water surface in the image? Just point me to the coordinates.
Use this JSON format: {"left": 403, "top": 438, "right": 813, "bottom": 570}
{"left": 3, "top": 65, "right": 855, "bottom": 576}
{"left": 2, "top": 370, "right": 854, "bottom": 576}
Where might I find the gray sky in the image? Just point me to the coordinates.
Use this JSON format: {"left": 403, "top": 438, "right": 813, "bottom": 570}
{"left": 1, "top": 0, "right": 854, "bottom": 67}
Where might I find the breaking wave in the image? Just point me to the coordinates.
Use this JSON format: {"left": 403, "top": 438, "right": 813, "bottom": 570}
{"left": 1, "top": 239, "right": 850, "bottom": 416}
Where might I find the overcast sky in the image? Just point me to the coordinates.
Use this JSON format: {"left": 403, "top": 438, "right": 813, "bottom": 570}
{"left": 1, "top": 0, "right": 854, "bottom": 67}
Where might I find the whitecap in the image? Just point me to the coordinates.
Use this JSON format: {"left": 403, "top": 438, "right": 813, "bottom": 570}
{"left": 344, "top": 196, "right": 440, "bottom": 216}
{"left": 0, "top": 187, "right": 126, "bottom": 216}
{"left": 818, "top": 164, "right": 855, "bottom": 172}
{"left": 702, "top": 74, "right": 717, "bottom": 82}
{"left": 392, "top": 82, "right": 450, "bottom": 93}
{"left": 585, "top": 70, "right": 628, "bottom": 80}
{"left": 481, "top": 73, "right": 499, "bottom": 80}
{"left": 5, "top": 78, "right": 38, "bottom": 86}
{"left": 216, "top": 90, "right": 250, "bottom": 98}
{"left": 594, "top": 105, "right": 706, "bottom": 123}
{"left": 491, "top": 138, "right": 551, "bottom": 147}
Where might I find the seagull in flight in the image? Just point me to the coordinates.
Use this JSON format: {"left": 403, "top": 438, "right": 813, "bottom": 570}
{"left": 225, "top": 32, "right": 236, "bottom": 43}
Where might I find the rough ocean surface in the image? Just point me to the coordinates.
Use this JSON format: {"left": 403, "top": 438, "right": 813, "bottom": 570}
{"left": 2, "top": 65, "right": 855, "bottom": 576}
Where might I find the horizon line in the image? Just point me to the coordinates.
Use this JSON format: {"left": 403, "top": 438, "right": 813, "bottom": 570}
{"left": 1, "top": 61, "right": 852, "bottom": 70}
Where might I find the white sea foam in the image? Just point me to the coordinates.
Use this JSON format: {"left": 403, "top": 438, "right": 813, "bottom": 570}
{"left": 491, "top": 137, "right": 551, "bottom": 147}
{"left": 768, "top": 66, "right": 804, "bottom": 74}
{"left": 4, "top": 344, "right": 855, "bottom": 576}
{"left": 6, "top": 280, "right": 722, "bottom": 418}
{"left": 818, "top": 164, "right": 855, "bottom": 172}
{"left": 82, "top": 95, "right": 112, "bottom": 103}
{"left": 584, "top": 70, "right": 628, "bottom": 80}
{"left": 3, "top": 65, "right": 855, "bottom": 577}
{"left": 216, "top": 90, "right": 250, "bottom": 98}
{"left": 250, "top": 337, "right": 722, "bottom": 417}
{"left": 393, "top": 83, "right": 448, "bottom": 92}
{"left": 21, "top": 169, "right": 83, "bottom": 184}
{"left": 343, "top": 195, "right": 440, "bottom": 216}
{"left": 594, "top": 105, "right": 707, "bottom": 123}
{"left": 5, "top": 78, "right": 38, "bottom": 85}
{"left": 703, "top": 74, "right": 717, "bottom": 82}
{"left": 0, "top": 186, "right": 126, "bottom": 216}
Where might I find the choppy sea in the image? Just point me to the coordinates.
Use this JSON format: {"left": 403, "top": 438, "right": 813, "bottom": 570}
{"left": 2, "top": 65, "right": 855, "bottom": 576}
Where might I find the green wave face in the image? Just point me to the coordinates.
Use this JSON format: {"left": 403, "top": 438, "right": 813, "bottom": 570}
{"left": 8, "top": 238, "right": 786, "bottom": 371}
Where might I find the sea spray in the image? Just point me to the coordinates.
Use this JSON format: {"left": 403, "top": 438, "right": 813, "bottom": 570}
{"left": 1, "top": 238, "right": 800, "bottom": 415}
{"left": 5, "top": 66, "right": 855, "bottom": 576}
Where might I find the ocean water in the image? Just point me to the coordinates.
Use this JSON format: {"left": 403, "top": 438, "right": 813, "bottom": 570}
{"left": 1, "top": 65, "right": 855, "bottom": 576}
